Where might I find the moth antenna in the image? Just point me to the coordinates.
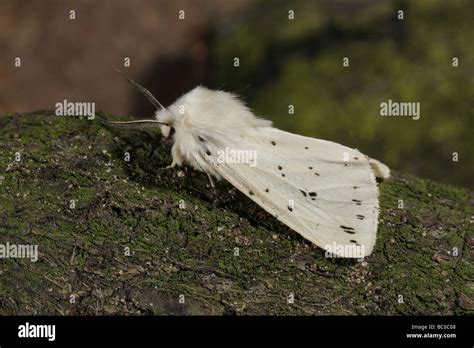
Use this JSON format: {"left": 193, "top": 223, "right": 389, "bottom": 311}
{"left": 115, "top": 68, "right": 166, "bottom": 111}
{"left": 234, "top": 83, "right": 252, "bottom": 93}
{"left": 97, "top": 116, "right": 167, "bottom": 128}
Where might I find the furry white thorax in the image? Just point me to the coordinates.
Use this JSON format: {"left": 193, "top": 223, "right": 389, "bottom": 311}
{"left": 155, "top": 86, "right": 271, "bottom": 178}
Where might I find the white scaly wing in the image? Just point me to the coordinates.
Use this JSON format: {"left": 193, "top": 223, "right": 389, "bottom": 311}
{"left": 193, "top": 127, "right": 380, "bottom": 258}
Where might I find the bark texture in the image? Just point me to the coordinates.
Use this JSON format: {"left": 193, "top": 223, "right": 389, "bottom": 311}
{"left": 0, "top": 113, "right": 472, "bottom": 315}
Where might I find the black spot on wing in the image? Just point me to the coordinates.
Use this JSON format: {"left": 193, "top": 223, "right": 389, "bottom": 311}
{"left": 308, "top": 166, "right": 313, "bottom": 169}
{"left": 271, "top": 141, "right": 276, "bottom": 146}
{"left": 198, "top": 136, "right": 206, "bottom": 142}
{"left": 352, "top": 199, "right": 362, "bottom": 206}
{"left": 300, "top": 190, "right": 307, "bottom": 197}
{"left": 206, "top": 150, "right": 211, "bottom": 156}
{"left": 305, "top": 146, "right": 309, "bottom": 150}
{"left": 309, "top": 192, "right": 317, "bottom": 197}
{"left": 288, "top": 205, "right": 293, "bottom": 212}
{"left": 249, "top": 191, "right": 254, "bottom": 196}
{"left": 340, "top": 225, "right": 356, "bottom": 234}
{"left": 278, "top": 165, "right": 282, "bottom": 170}
{"left": 265, "top": 188, "right": 269, "bottom": 193}
{"left": 356, "top": 214, "right": 365, "bottom": 220}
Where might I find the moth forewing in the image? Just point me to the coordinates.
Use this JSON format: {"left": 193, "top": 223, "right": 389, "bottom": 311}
{"left": 199, "top": 128, "right": 379, "bottom": 258}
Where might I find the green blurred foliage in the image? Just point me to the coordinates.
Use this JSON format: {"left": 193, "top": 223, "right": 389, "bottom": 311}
{"left": 209, "top": 0, "right": 474, "bottom": 188}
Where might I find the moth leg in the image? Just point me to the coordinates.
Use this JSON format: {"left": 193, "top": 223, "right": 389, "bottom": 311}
{"left": 165, "top": 161, "right": 177, "bottom": 169}
{"left": 207, "top": 172, "right": 216, "bottom": 191}
{"left": 166, "top": 143, "right": 183, "bottom": 169}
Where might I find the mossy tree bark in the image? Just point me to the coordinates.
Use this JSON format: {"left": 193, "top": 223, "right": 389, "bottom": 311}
{"left": 0, "top": 113, "right": 472, "bottom": 315}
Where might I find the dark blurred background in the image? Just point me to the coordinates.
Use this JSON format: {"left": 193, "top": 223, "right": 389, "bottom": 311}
{"left": 1, "top": 0, "right": 472, "bottom": 188}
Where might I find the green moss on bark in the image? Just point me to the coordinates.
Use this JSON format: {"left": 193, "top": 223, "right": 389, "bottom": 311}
{"left": 0, "top": 113, "right": 472, "bottom": 315}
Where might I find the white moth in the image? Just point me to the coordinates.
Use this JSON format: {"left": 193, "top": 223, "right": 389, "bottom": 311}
{"left": 104, "top": 72, "right": 390, "bottom": 258}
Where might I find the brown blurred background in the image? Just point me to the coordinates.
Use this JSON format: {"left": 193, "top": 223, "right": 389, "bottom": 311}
{"left": 0, "top": 0, "right": 251, "bottom": 115}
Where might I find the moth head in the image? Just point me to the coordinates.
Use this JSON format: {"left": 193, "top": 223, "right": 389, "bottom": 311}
{"left": 155, "top": 109, "right": 177, "bottom": 139}
{"left": 159, "top": 125, "right": 172, "bottom": 138}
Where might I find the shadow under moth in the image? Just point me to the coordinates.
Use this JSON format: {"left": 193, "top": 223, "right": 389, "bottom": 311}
{"left": 101, "top": 71, "right": 390, "bottom": 258}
